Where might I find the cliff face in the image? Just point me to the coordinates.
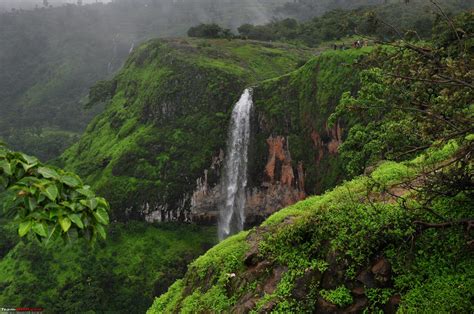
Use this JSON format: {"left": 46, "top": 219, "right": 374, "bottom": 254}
{"left": 190, "top": 49, "right": 370, "bottom": 225}
{"left": 61, "top": 37, "right": 368, "bottom": 225}
{"left": 60, "top": 38, "right": 313, "bottom": 221}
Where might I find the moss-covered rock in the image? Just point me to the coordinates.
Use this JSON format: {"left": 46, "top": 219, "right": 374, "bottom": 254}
{"left": 60, "top": 38, "right": 313, "bottom": 220}
{"left": 190, "top": 48, "right": 373, "bottom": 226}
{"left": 251, "top": 47, "right": 372, "bottom": 196}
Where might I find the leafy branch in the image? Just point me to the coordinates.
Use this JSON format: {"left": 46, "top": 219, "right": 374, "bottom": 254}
{"left": 0, "top": 143, "right": 110, "bottom": 244}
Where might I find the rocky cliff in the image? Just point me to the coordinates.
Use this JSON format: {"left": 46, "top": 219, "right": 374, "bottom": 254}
{"left": 190, "top": 48, "right": 370, "bottom": 225}
{"left": 61, "top": 38, "right": 369, "bottom": 226}
{"left": 60, "top": 38, "right": 314, "bottom": 221}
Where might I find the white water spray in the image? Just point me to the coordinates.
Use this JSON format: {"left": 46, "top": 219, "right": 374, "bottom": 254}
{"left": 218, "top": 88, "right": 253, "bottom": 241}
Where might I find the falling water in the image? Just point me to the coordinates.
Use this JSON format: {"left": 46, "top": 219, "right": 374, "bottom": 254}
{"left": 218, "top": 88, "right": 253, "bottom": 241}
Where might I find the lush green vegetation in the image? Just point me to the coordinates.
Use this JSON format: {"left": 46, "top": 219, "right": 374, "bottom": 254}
{"left": 0, "top": 220, "right": 216, "bottom": 313}
{"left": 237, "top": 0, "right": 472, "bottom": 46}
{"left": 251, "top": 47, "right": 372, "bottom": 195}
{"left": 149, "top": 12, "right": 473, "bottom": 313}
{"left": 59, "top": 38, "right": 313, "bottom": 220}
{"left": 150, "top": 138, "right": 473, "bottom": 313}
{"left": 331, "top": 11, "right": 473, "bottom": 175}
{"left": 0, "top": 143, "right": 109, "bottom": 243}
{"left": 0, "top": 2, "right": 471, "bottom": 312}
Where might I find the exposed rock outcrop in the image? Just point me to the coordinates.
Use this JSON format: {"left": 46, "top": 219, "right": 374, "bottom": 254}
{"left": 187, "top": 135, "right": 305, "bottom": 227}
{"left": 311, "top": 121, "right": 344, "bottom": 164}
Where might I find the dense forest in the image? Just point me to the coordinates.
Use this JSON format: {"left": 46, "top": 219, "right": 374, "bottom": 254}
{"left": 0, "top": 0, "right": 473, "bottom": 313}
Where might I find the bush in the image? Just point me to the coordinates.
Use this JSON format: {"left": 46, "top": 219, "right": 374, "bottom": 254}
{"left": 187, "top": 24, "right": 233, "bottom": 39}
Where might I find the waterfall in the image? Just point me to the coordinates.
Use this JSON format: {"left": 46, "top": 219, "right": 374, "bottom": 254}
{"left": 218, "top": 88, "right": 253, "bottom": 241}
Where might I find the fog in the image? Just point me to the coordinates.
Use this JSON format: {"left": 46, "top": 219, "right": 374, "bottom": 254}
{"left": 0, "top": 0, "right": 292, "bottom": 154}
{"left": 0, "top": 0, "right": 113, "bottom": 11}
{"left": 0, "top": 0, "right": 289, "bottom": 29}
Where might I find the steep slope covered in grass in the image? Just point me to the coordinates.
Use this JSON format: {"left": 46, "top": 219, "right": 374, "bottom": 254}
{"left": 149, "top": 140, "right": 473, "bottom": 313}
{"left": 59, "top": 38, "right": 313, "bottom": 220}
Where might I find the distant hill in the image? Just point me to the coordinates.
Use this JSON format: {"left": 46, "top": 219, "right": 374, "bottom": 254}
{"left": 0, "top": 0, "right": 288, "bottom": 160}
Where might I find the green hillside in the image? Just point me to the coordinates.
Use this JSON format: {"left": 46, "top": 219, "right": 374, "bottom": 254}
{"left": 0, "top": 221, "right": 216, "bottom": 313}
{"left": 149, "top": 140, "right": 473, "bottom": 313}
{"left": 59, "top": 38, "right": 313, "bottom": 220}
{"left": 148, "top": 12, "right": 473, "bottom": 313}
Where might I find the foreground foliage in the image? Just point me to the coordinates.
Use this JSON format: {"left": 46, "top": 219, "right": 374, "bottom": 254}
{"left": 0, "top": 143, "right": 109, "bottom": 243}
{"left": 149, "top": 140, "right": 473, "bottom": 313}
{"left": 331, "top": 12, "right": 473, "bottom": 176}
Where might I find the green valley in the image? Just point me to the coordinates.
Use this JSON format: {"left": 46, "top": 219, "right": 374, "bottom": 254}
{"left": 0, "top": 1, "right": 472, "bottom": 313}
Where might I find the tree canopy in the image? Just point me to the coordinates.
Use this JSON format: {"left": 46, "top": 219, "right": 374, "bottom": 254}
{"left": 187, "top": 23, "right": 233, "bottom": 39}
{"left": 330, "top": 12, "right": 473, "bottom": 176}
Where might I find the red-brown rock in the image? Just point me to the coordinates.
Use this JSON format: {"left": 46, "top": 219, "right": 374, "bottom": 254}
{"left": 371, "top": 257, "right": 392, "bottom": 286}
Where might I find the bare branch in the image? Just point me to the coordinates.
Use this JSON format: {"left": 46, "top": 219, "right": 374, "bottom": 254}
{"left": 385, "top": 72, "right": 474, "bottom": 89}
{"left": 429, "top": 0, "right": 463, "bottom": 48}
{"left": 414, "top": 219, "right": 473, "bottom": 229}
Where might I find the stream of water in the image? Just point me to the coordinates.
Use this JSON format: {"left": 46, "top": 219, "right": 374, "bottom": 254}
{"left": 218, "top": 88, "right": 253, "bottom": 240}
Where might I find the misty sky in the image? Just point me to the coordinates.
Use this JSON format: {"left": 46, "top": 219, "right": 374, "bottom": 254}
{"left": 0, "top": 0, "right": 112, "bottom": 11}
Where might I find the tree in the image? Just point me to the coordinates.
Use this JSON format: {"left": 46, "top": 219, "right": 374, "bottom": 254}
{"left": 187, "top": 23, "right": 232, "bottom": 39}
{"left": 329, "top": 13, "right": 473, "bottom": 231}
{"left": 330, "top": 12, "right": 473, "bottom": 176}
{"left": 0, "top": 143, "right": 110, "bottom": 244}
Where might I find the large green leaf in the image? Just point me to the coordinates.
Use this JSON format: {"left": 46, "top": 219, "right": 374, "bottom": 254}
{"left": 38, "top": 167, "right": 60, "bottom": 180}
{"left": 59, "top": 216, "right": 72, "bottom": 232}
{"left": 97, "top": 197, "right": 109, "bottom": 209}
{"left": 0, "top": 159, "right": 12, "bottom": 176}
{"left": 18, "top": 220, "right": 33, "bottom": 237}
{"left": 32, "top": 222, "right": 48, "bottom": 237}
{"left": 60, "top": 174, "right": 81, "bottom": 187}
{"left": 43, "top": 184, "right": 59, "bottom": 201}
{"left": 20, "top": 153, "right": 39, "bottom": 166}
{"left": 45, "top": 224, "right": 60, "bottom": 245}
{"left": 93, "top": 207, "right": 109, "bottom": 225}
{"left": 81, "top": 198, "right": 98, "bottom": 210}
{"left": 96, "top": 224, "right": 107, "bottom": 240}
{"left": 20, "top": 161, "right": 37, "bottom": 172}
{"left": 77, "top": 187, "right": 95, "bottom": 198}
{"left": 69, "top": 213, "right": 84, "bottom": 229}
